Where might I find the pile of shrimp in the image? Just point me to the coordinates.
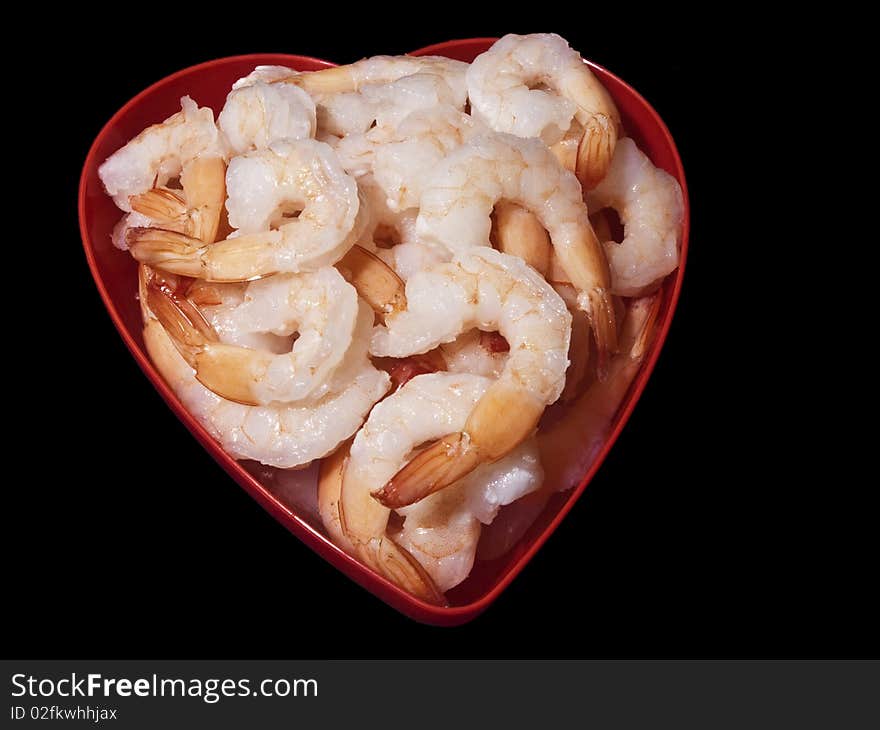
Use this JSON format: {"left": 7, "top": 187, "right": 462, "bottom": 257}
{"left": 99, "top": 33, "right": 683, "bottom": 604}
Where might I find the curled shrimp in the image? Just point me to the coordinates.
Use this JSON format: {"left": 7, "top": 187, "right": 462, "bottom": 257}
{"left": 128, "top": 139, "right": 366, "bottom": 281}
{"left": 467, "top": 33, "right": 620, "bottom": 189}
{"left": 318, "top": 372, "right": 543, "bottom": 598}
{"left": 417, "top": 132, "right": 617, "bottom": 366}
{"left": 369, "top": 247, "right": 571, "bottom": 507}
{"left": 218, "top": 81, "right": 316, "bottom": 155}
{"left": 99, "top": 96, "right": 222, "bottom": 212}
{"left": 142, "top": 266, "right": 390, "bottom": 468}
{"left": 148, "top": 266, "right": 361, "bottom": 405}
{"left": 586, "top": 138, "right": 685, "bottom": 296}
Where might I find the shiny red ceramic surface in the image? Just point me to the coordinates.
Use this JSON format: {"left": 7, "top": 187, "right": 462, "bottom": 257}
{"left": 79, "top": 41, "right": 689, "bottom": 625}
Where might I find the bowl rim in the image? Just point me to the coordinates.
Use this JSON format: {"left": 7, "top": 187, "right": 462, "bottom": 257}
{"left": 78, "top": 42, "right": 690, "bottom": 625}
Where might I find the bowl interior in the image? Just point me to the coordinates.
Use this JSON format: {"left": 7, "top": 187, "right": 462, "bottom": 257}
{"left": 79, "top": 44, "right": 688, "bottom": 624}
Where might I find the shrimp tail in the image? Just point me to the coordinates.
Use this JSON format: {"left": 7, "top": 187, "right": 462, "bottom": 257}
{"left": 337, "top": 245, "right": 407, "bottom": 317}
{"left": 374, "top": 383, "right": 544, "bottom": 508}
{"left": 130, "top": 189, "right": 188, "bottom": 227}
{"left": 358, "top": 538, "right": 448, "bottom": 606}
{"left": 582, "top": 286, "right": 618, "bottom": 378}
{"left": 129, "top": 228, "right": 208, "bottom": 278}
{"left": 280, "top": 66, "right": 356, "bottom": 95}
{"left": 373, "top": 433, "right": 483, "bottom": 509}
{"left": 630, "top": 292, "right": 662, "bottom": 360}
{"left": 145, "top": 273, "right": 261, "bottom": 405}
{"left": 130, "top": 228, "right": 283, "bottom": 282}
{"left": 577, "top": 114, "right": 619, "bottom": 191}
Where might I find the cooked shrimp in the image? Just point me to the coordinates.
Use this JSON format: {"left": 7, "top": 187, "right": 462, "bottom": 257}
{"left": 286, "top": 55, "right": 468, "bottom": 107}
{"left": 218, "top": 81, "right": 316, "bottom": 155}
{"left": 467, "top": 33, "right": 620, "bottom": 189}
{"left": 585, "top": 138, "right": 684, "bottom": 296}
{"left": 417, "top": 132, "right": 616, "bottom": 366}
{"left": 370, "top": 248, "right": 571, "bottom": 507}
{"left": 149, "top": 266, "right": 360, "bottom": 405}
{"left": 337, "top": 105, "right": 483, "bottom": 212}
{"left": 318, "top": 371, "right": 543, "bottom": 595}
{"left": 395, "top": 437, "right": 543, "bottom": 590}
{"left": 99, "top": 96, "right": 222, "bottom": 212}
{"left": 142, "top": 267, "right": 390, "bottom": 468}
{"left": 316, "top": 73, "right": 463, "bottom": 138}
{"left": 128, "top": 139, "right": 366, "bottom": 280}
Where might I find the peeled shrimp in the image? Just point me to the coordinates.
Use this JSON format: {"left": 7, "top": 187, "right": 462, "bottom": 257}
{"left": 218, "top": 81, "right": 316, "bottom": 155}
{"left": 417, "top": 132, "right": 616, "bottom": 364}
{"left": 467, "top": 33, "right": 620, "bottom": 189}
{"left": 99, "top": 96, "right": 222, "bottom": 212}
{"left": 585, "top": 138, "right": 684, "bottom": 296}
{"left": 287, "top": 55, "right": 468, "bottom": 108}
{"left": 318, "top": 371, "right": 542, "bottom": 597}
{"left": 370, "top": 247, "right": 571, "bottom": 506}
{"left": 129, "top": 139, "right": 366, "bottom": 281}
{"left": 150, "top": 267, "right": 360, "bottom": 405}
{"left": 316, "top": 73, "right": 463, "bottom": 138}
{"left": 395, "top": 438, "right": 543, "bottom": 591}
{"left": 338, "top": 105, "right": 484, "bottom": 213}
{"left": 142, "top": 267, "right": 389, "bottom": 468}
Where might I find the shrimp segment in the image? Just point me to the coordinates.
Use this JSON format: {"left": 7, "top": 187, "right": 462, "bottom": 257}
{"left": 129, "top": 139, "right": 365, "bottom": 280}
{"left": 369, "top": 248, "right": 571, "bottom": 507}
{"left": 416, "top": 132, "right": 616, "bottom": 367}
{"left": 586, "top": 138, "right": 685, "bottom": 296}
{"left": 467, "top": 33, "right": 620, "bottom": 189}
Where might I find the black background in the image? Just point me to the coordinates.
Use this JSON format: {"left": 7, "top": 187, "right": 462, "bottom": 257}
{"left": 8, "top": 18, "right": 866, "bottom": 658}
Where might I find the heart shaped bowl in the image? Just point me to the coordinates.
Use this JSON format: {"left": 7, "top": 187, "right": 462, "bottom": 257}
{"left": 79, "top": 40, "right": 689, "bottom": 625}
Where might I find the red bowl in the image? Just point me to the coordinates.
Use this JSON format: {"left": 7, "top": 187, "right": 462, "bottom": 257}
{"left": 79, "top": 40, "right": 689, "bottom": 625}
